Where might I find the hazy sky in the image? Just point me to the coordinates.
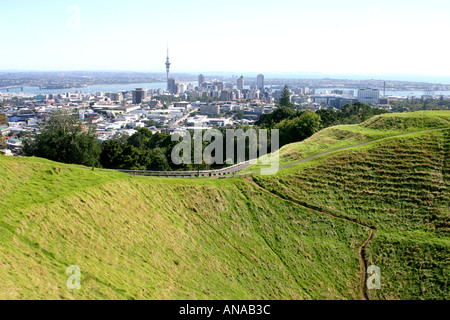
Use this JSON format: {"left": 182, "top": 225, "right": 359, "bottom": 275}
{"left": 1, "top": 0, "right": 449, "bottom": 77}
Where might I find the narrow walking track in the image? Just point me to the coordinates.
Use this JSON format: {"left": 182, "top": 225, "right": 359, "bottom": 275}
{"left": 243, "top": 176, "right": 375, "bottom": 300}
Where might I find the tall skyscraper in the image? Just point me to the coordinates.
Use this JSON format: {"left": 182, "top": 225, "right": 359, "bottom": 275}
{"left": 237, "top": 76, "right": 244, "bottom": 90}
{"left": 132, "top": 88, "right": 146, "bottom": 104}
{"left": 165, "top": 46, "right": 171, "bottom": 92}
{"left": 257, "top": 74, "right": 264, "bottom": 91}
{"left": 198, "top": 74, "right": 205, "bottom": 88}
{"left": 168, "top": 78, "right": 176, "bottom": 94}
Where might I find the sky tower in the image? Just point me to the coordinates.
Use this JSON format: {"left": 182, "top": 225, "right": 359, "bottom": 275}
{"left": 165, "top": 46, "right": 171, "bottom": 91}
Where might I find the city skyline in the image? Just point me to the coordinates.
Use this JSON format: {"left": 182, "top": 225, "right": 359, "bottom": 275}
{"left": 1, "top": 0, "right": 450, "bottom": 79}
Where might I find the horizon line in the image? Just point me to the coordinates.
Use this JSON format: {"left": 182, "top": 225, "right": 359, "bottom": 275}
{"left": 2, "top": 70, "right": 450, "bottom": 84}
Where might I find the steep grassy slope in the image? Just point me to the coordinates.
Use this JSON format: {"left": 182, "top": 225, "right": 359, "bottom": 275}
{"left": 253, "top": 129, "right": 450, "bottom": 299}
{"left": 0, "top": 156, "right": 368, "bottom": 299}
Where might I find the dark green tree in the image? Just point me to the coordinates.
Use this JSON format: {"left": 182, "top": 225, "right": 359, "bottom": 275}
{"left": 316, "top": 108, "right": 338, "bottom": 127}
{"left": 275, "top": 111, "right": 322, "bottom": 145}
{"left": 148, "top": 148, "right": 170, "bottom": 171}
{"left": 99, "top": 140, "right": 124, "bottom": 169}
{"left": 256, "top": 86, "right": 298, "bottom": 128}
{"left": 23, "top": 110, "right": 101, "bottom": 167}
{"left": 119, "top": 145, "right": 148, "bottom": 170}
{"left": 128, "top": 127, "right": 153, "bottom": 149}
{"left": 278, "top": 85, "right": 294, "bottom": 108}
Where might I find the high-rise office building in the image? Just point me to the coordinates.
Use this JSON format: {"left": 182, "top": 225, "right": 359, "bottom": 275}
{"left": 167, "top": 78, "right": 176, "bottom": 94}
{"left": 131, "top": 88, "right": 146, "bottom": 104}
{"left": 198, "top": 74, "right": 205, "bottom": 88}
{"left": 237, "top": 76, "right": 244, "bottom": 90}
{"left": 257, "top": 74, "right": 264, "bottom": 91}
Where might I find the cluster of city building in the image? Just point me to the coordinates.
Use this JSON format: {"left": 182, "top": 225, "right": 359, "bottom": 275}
{"left": 0, "top": 81, "right": 278, "bottom": 155}
{"left": 0, "top": 50, "right": 438, "bottom": 155}
{"left": 0, "top": 72, "right": 406, "bottom": 156}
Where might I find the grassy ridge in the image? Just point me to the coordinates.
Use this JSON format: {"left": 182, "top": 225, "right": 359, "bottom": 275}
{"left": 0, "top": 156, "right": 367, "bottom": 299}
{"left": 253, "top": 129, "right": 450, "bottom": 299}
{"left": 361, "top": 111, "right": 450, "bottom": 130}
{"left": 243, "top": 110, "right": 450, "bottom": 172}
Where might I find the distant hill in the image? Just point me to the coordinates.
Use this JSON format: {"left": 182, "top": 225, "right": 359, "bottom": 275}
{"left": 0, "top": 110, "right": 448, "bottom": 299}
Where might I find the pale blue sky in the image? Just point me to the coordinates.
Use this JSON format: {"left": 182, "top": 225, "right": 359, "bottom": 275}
{"left": 1, "top": 0, "right": 449, "bottom": 76}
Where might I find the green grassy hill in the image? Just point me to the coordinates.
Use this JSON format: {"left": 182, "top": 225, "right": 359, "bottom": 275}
{"left": 243, "top": 110, "right": 450, "bottom": 172}
{"left": 0, "top": 110, "right": 449, "bottom": 299}
{"left": 0, "top": 157, "right": 368, "bottom": 299}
